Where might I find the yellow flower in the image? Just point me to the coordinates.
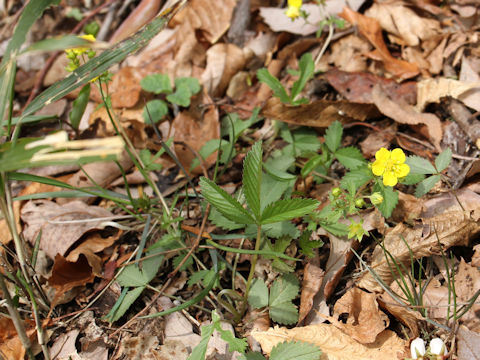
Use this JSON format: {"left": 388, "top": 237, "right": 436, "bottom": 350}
{"left": 65, "top": 34, "right": 96, "bottom": 58}
{"left": 348, "top": 221, "right": 368, "bottom": 242}
{"left": 285, "top": 0, "right": 302, "bottom": 19}
{"left": 371, "top": 148, "right": 410, "bottom": 187}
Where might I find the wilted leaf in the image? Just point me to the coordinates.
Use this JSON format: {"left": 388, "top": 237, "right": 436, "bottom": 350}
{"left": 332, "top": 288, "right": 389, "bottom": 344}
{"left": 251, "top": 324, "right": 407, "bottom": 360}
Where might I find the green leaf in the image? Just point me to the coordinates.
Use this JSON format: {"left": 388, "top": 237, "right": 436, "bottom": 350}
{"left": 106, "top": 286, "right": 145, "bottom": 323}
{"left": 301, "top": 154, "right": 324, "bottom": 177}
{"left": 243, "top": 141, "right": 263, "bottom": 219}
{"left": 22, "top": 35, "right": 94, "bottom": 54}
{"left": 260, "top": 173, "right": 294, "bottom": 212}
{"left": 415, "top": 174, "right": 441, "bottom": 197}
{"left": 175, "top": 77, "right": 201, "bottom": 95}
{"left": 406, "top": 155, "right": 437, "bottom": 175}
{"left": 248, "top": 279, "right": 269, "bottom": 309}
{"left": 299, "top": 230, "right": 323, "bottom": 257}
{"left": 263, "top": 221, "right": 299, "bottom": 239}
{"left": 400, "top": 172, "right": 425, "bottom": 185}
{"left": 435, "top": 147, "right": 452, "bottom": 172}
{"left": 172, "top": 253, "right": 193, "bottom": 272}
{"left": 318, "top": 221, "right": 349, "bottom": 237}
{"left": 291, "top": 53, "right": 314, "bottom": 100}
{"left": 376, "top": 186, "right": 399, "bottom": 218}
{"left": 269, "top": 274, "right": 299, "bottom": 324}
{"left": 340, "top": 167, "right": 373, "bottom": 191}
{"left": 240, "top": 352, "right": 266, "bottom": 360}
{"left": 69, "top": 83, "right": 90, "bottom": 129}
{"left": 257, "top": 68, "right": 290, "bottom": 104}
{"left": 217, "top": 327, "right": 247, "bottom": 353}
{"left": 269, "top": 341, "right": 322, "bottom": 360}
{"left": 187, "top": 322, "right": 215, "bottom": 360}
{"left": 209, "top": 206, "right": 245, "bottom": 230}
{"left": 166, "top": 83, "right": 193, "bottom": 107}
{"left": 324, "top": 120, "right": 343, "bottom": 153}
{"left": 199, "top": 177, "right": 255, "bottom": 225}
{"left": 117, "top": 265, "right": 148, "bottom": 287}
{"left": 143, "top": 99, "right": 168, "bottom": 124}
{"left": 335, "top": 146, "right": 366, "bottom": 170}
{"left": 140, "top": 73, "right": 172, "bottom": 94}
{"left": 261, "top": 198, "right": 319, "bottom": 225}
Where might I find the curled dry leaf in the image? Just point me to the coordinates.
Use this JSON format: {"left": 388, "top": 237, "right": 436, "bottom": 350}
{"left": 201, "top": 43, "right": 246, "bottom": 97}
{"left": 21, "top": 199, "right": 114, "bottom": 259}
{"left": 251, "top": 324, "right": 407, "bottom": 360}
{"left": 339, "top": 7, "right": 419, "bottom": 80}
{"left": 358, "top": 189, "right": 480, "bottom": 292}
{"left": 325, "top": 69, "right": 417, "bottom": 105}
{"left": 371, "top": 84, "right": 443, "bottom": 151}
{"left": 298, "top": 261, "right": 324, "bottom": 324}
{"left": 332, "top": 287, "right": 389, "bottom": 344}
{"left": 261, "top": 97, "right": 379, "bottom": 128}
{"left": 416, "top": 77, "right": 480, "bottom": 112}
{"left": 365, "top": 3, "right": 440, "bottom": 46}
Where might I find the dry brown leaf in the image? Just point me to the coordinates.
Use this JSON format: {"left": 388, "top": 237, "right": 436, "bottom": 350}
{"left": 49, "top": 254, "right": 95, "bottom": 305}
{"left": 331, "top": 288, "right": 389, "bottom": 344}
{"left": 472, "top": 244, "right": 480, "bottom": 267}
{"left": 358, "top": 189, "right": 480, "bottom": 292}
{"left": 0, "top": 201, "right": 20, "bottom": 247}
{"left": 298, "top": 261, "right": 324, "bottom": 324}
{"left": 261, "top": 97, "right": 378, "bottom": 128}
{"left": 453, "top": 258, "right": 480, "bottom": 332}
{"left": 251, "top": 325, "right": 407, "bottom": 360}
{"left": 416, "top": 77, "right": 480, "bottom": 111}
{"left": 372, "top": 84, "right": 443, "bottom": 151}
{"left": 171, "top": 0, "right": 236, "bottom": 44}
{"left": 0, "top": 318, "right": 29, "bottom": 360}
{"left": 458, "top": 56, "right": 480, "bottom": 112}
{"left": 391, "top": 192, "right": 425, "bottom": 224}
{"left": 365, "top": 3, "right": 440, "bottom": 46}
{"left": 457, "top": 325, "right": 480, "bottom": 360}
{"left": 21, "top": 200, "right": 114, "bottom": 259}
{"left": 339, "top": 7, "right": 419, "bottom": 80}
{"left": 201, "top": 43, "right": 246, "bottom": 97}
{"left": 328, "top": 35, "right": 370, "bottom": 73}
{"left": 172, "top": 90, "right": 219, "bottom": 174}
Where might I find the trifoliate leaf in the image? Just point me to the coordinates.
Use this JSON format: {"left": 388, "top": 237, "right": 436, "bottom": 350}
{"left": 415, "top": 174, "right": 441, "bottom": 197}
{"left": 376, "top": 185, "right": 398, "bottom": 218}
{"left": 200, "top": 177, "right": 255, "bottom": 225}
{"left": 257, "top": 68, "right": 290, "bottom": 104}
{"left": 143, "top": 99, "right": 168, "bottom": 124}
{"left": 324, "top": 120, "right": 343, "bottom": 153}
{"left": 175, "top": 77, "right": 201, "bottom": 96}
{"left": 243, "top": 141, "right": 263, "bottom": 219}
{"left": 340, "top": 166, "right": 373, "bottom": 191}
{"left": 299, "top": 230, "right": 324, "bottom": 257}
{"left": 248, "top": 279, "right": 269, "bottom": 309}
{"left": 406, "top": 155, "right": 437, "bottom": 175}
{"left": 435, "top": 147, "right": 452, "bottom": 172}
{"left": 335, "top": 146, "right": 366, "bottom": 170}
{"left": 400, "top": 172, "right": 425, "bottom": 185}
{"left": 282, "top": 128, "right": 321, "bottom": 157}
{"left": 166, "top": 83, "right": 192, "bottom": 107}
{"left": 291, "top": 53, "right": 314, "bottom": 101}
{"left": 269, "top": 274, "right": 299, "bottom": 323}
{"left": 269, "top": 341, "right": 322, "bottom": 360}
{"left": 269, "top": 301, "right": 298, "bottom": 324}
{"left": 140, "top": 73, "right": 172, "bottom": 94}
{"left": 261, "top": 198, "right": 319, "bottom": 224}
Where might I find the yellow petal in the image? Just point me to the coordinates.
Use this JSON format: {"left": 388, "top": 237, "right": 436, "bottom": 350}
{"left": 383, "top": 171, "right": 398, "bottom": 186}
{"left": 285, "top": 5, "right": 300, "bottom": 18}
{"left": 372, "top": 160, "right": 385, "bottom": 176}
{"left": 375, "top": 147, "right": 390, "bottom": 162}
{"left": 395, "top": 163, "right": 410, "bottom": 178}
{"left": 288, "top": 0, "right": 302, "bottom": 7}
{"left": 80, "top": 34, "right": 96, "bottom": 42}
{"left": 391, "top": 148, "right": 406, "bottom": 164}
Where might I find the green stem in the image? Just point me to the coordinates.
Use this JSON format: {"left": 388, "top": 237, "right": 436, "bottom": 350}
{"left": 243, "top": 225, "right": 262, "bottom": 305}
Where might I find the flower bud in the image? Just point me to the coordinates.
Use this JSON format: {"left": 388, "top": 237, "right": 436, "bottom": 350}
{"left": 331, "top": 187, "right": 342, "bottom": 198}
{"left": 430, "top": 338, "right": 447, "bottom": 357}
{"left": 355, "top": 198, "right": 366, "bottom": 208}
{"left": 370, "top": 192, "right": 384, "bottom": 205}
{"left": 410, "top": 338, "right": 426, "bottom": 359}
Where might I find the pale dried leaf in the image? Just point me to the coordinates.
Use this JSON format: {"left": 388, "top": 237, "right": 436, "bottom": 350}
{"left": 49, "top": 329, "right": 80, "bottom": 360}
{"left": 358, "top": 189, "right": 480, "bottom": 292}
{"left": 458, "top": 56, "right": 480, "bottom": 112}
{"left": 201, "top": 43, "right": 246, "bottom": 97}
{"left": 457, "top": 325, "right": 480, "bottom": 360}
{"left": 329, "top": 35, "right": 370, "bottom": 73}
{"left": 365, "top": 3, "right": 440, "bottom": 46}
{"left": 251, "top": 325, "right": 407, "bottom": 360}
{"left": 332, "top": 288, "right": 389, "bottom": 344}
{"left": 299, "top": 262, "right": 324, "bottom": 324}
{"left": 416, "top": 78, "right": 480, "bottom": 111}
{"left": 21, "top": 200, "right": 113, "bottom": 259}
{"left": 372, "top": 84, "right": 443, "bottom": 151}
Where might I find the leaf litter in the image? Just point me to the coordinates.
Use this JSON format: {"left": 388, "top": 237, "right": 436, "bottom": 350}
{"left": 3, "top": 0, "right": 480, "bottom": 359}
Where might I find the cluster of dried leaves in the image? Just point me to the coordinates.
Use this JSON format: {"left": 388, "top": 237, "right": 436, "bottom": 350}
{"left": 1, "top": 0, "right": 480, "bottom": 359}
